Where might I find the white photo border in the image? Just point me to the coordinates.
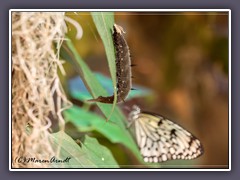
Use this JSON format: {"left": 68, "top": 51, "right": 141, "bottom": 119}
{"left": 9, "top": 9, "right": 231, "bottom": 171}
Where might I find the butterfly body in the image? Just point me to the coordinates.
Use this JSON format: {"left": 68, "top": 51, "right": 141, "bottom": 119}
{"left": 128, "top": 105, "right": 204, "bottom": 163}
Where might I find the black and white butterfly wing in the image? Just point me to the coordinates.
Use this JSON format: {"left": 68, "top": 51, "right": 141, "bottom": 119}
{"left": 129, "top": 106, "right": 203, "bottom": 163}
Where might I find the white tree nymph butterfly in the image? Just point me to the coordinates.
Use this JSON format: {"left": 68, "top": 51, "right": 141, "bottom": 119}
{"left": 128, "top": 105, "right": 204, "bottom": 163}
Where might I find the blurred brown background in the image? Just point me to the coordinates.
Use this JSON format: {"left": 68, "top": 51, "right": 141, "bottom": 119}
{"left": 66, "top": 12, "right": 229, "bottom": 168}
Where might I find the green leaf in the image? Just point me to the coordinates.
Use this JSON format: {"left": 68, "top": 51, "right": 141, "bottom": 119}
{"left": 91, "top": 12, "right": 118, "bottom": 120}
{"left": 60, "top": 13, "right": 146, "bottom": 165}
{"left": 91, "top": 12, "right": 116, "bottom": 97}
{"left": 64, "top": 105, "right": 133, "bottom": 145}
{"left": 49, "top": 131, "right": 119, "bottom": 168}
{"left": 60, "top": 37, "right": 141, "bottom": 162}
{"left": 64, "top": 106, "right": 160, "bottom": 167}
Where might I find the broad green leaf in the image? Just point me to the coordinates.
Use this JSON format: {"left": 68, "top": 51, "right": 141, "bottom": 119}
{"left": 60, "top": 12, "right": 145, "bottom": 164}
{"left": 49, "top": 131, "right": 119, "bottom": 168}
{"left": 80, "top": 135, "right": 119, "bottom": 168}
{"left": 64, "top": 105, "right": 132, "bottom": 145}
{"left": 64, "top": 106, "right": 160, "bottom": 167}
{"left": 60, "top": 39, "right": 141, "bottom": 161}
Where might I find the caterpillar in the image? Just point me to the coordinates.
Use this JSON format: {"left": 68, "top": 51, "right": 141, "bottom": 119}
{"left": 88, "top": 24, "right": 133, "bottom": 104}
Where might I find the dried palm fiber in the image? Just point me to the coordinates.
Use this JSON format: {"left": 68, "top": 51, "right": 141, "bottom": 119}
{"left": 12, "top": 12, "right": 71, "bottom": 168}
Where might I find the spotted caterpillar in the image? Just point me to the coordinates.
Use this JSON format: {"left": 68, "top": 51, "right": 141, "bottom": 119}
{"left": 88, "top": 24, "right": 133, "bottom": 104}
